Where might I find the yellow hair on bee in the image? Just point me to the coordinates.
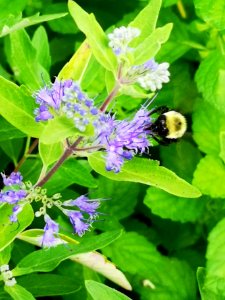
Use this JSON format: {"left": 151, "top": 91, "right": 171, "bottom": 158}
{"left": 163, "top": 111, "right": 187, "bottom": 139}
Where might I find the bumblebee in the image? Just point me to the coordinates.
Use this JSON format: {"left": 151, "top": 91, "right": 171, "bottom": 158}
{"left": 148, "top": 106, "right": 187, "bottom": 145}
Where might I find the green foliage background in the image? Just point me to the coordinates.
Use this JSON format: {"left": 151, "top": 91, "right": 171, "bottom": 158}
{"left": 0, "top": 0, "right": 225, "bottom": 299}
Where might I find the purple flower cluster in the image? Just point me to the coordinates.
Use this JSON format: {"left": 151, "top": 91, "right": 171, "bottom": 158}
{"left": 96, "top": 108, "right": 152, "bottom": 173}
{"left": 42, "top": 195, "right": 101, "bottom": 247}
{"left": 34, "top": 79, "right": 100, "bottom": 133}
{"left": 0, "top": 172, "right": 27, "bottom": 222}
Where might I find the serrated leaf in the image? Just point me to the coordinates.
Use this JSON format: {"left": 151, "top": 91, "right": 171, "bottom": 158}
{"left": 40, "top": 115, "right": 94, "bottom": 144}
{"left": 0, "top": 203, "right": 34, "bottom": 252}
{"left": 85, "top": 281, "right": 131, "bottom": 300}
{"left": 144, "top": 187, "right": 205, "bottom": 222}
{"left": 129, "top": 0, "right": 162, "bottom": 47}
{"left": 4, "top": 285, "right": 35, "bottom": 300}
{"left": 193, "top": 155, "right": 225, "bottom": 198}
{"left": 0, "top": 13, "right": 67, "bottom": 38}
{"left": 133, "top": 23, "right": 173, "bottom": 65}
{"left": 17, "top": 274, "right": 80, "bottom": 296}
{"left": 194, "top": 0, "right": 225, "bottom": 31}
{"left": 88, "top": 153, "right": 201, "bottom": 198}
{"left": 0, "top": 77, "right": 44, "bottom": 138}
{"left": 68, "top": 0, "right": 117, "bottom": 72}
{"left": 204, "top": 218, "right": 225, "bottom": 297}
{"left": 13, "top": 230, "right": 122, "bottom": 276}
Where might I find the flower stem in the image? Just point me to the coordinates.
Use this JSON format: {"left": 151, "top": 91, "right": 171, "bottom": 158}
{"left": 35, "top": 137, "right": 83, "bottom": 187}
{"left": 100, "top": 82, "right": 121, "bottom": 112}
{"left": 177, "top": 0, "right": 187, "bottom": 19}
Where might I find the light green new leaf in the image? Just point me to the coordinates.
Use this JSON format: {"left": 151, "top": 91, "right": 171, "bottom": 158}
{"left": 204, "top": 218, "right": 225, "bottom": 297}
{"left": 68, "top": 0, "right": 117, "bottom": 72}
{"left": 0, "top": 245, "right": 12, "bottom": 265}
{"left": 85, "top": 281, "right": 131, "bottom": 300}
{"left": 13, "top": 230, "right": 122, "bottom": 276}
{"left": 0, "top": 203, "right": 34, "bottom": 251}
{"left": 7, "top": 29, "right": 50, "bottom": 90}
{"left": 133, "top": 23, "right": 173, "bottom": 65}
{"left": 5, "top": 284, "right": 35, "bottom": 300}
{"left": 129, "top": 0, "right": 162, "bottom": 47}
{"left": 39, "top": 141, "right": 63, "bottom": 168}
{"left": 0, "top": 77, "right": 44, "bottom": 137}
{"left": 32, "top": 26, "right": 51, "bottom": 71}
{"left": 193, "top": 155, "right": 225, "bottom": 198}
{"left": 58, "top": 41, "right": 92, "bottom": 81}
{"left": 144, "top": 187, "right": 205, "bottom": 222}
{"left": 0, "top": 13, "right": 67, "bottom": 38}
{"left": 40, "top": 115, "right": 94, "bottom": 144}
{"left": 194, "top": 0, "right": 225, "bottom": 31}
{"left": 88, "top": 153, "right": 201, "bottom": 198}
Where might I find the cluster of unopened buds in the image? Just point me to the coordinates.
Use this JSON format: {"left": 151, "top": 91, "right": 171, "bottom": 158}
{"left": 0, "top": 172, "right": 101, "bottom": 247}
{"left": 0, "top": 265, "right": 16, "bottom": 287}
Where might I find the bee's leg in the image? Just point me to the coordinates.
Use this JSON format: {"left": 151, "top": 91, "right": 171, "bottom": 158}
{"left": 149, "top": 106, "right": 169, "bottom": 116}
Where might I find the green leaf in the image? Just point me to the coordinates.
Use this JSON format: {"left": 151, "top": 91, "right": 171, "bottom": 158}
{"left": 88, "top": 153, "right": 201, "bottom": 198}
{"left": 13, "top": 230, "right": 122, "bottom": 276}
{"left": 39, "top": 141, "right": 63, "bottom": 168}
{"left": 0, "top": 245, "right": 12, "bottom": 265}
{"left": 0, "top": 138, "right": 24, "bottom": 165}
{"left": 0, "top": 13, "right": 67, "bottom": 38}
{"left": 133, "top": 23, "right": 173, "bottom": 65}
{"left": 0, "top": 117, "right": 26, "bottom": 141}
{"left": 129, "top": 0, "right": 162, "bottom": 47}
{"left": 192, "top": 100, "right": 225, "bottom": 156}
{"left": 103, "top": 232, "right": 196, "bottom": 300}
{"left": 7, "top": 29, "right": 50, "bottom": 90}
{"left": 194, "top": 0, "right": 225, "bottom": 30}
{"left": 0, "top": 0, "right": 26, "bottom": 18}
{"left": 85, "top": 280, "right": 131, "bottom": 300}
{"left": 40, "top": 116, "right": 94, "bottom": 144}
{"left": 144, "top": 187, "right": 206, "bottom": 222}
{"left": 195, "top": 50, "right": 225, "bottom": 111}
{"left": 32, "top": 26, "right": 51, "bottom": 71}
{"left": 0, "top": 203, "right": 34, "bottom": 251}
{"left": 17, "top": 274, "right": 80, "bottom": 297}
{"left": 4, "top": 284, "right": 35, "bottom": 300}
{"left": 58, "top": 41, "right": 92, "bottom": 81}
{"left": 219, "top": 132, "right": 225, "bottom": 163}
{"left": 68, "top": 0, "right": 117, "bottom": 72}
{"left": 0, "top": 77, "right": 44, "bottom": 137}
{"left": 204, "top": 218, "right": 225, "bottom": 297}
{"left": 44, "top": 158, "right": 98, "bottom": 193}
{"left": 197, "top": 267, "right": 212, "bottom": 300}
{"left": 193, "top": 155, "right": 225, "bottom": 198}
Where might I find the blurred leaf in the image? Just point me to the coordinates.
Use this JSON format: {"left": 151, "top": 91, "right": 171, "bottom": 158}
{"left": 85, "top": 280, "right": 131, "bottom": 300}
{"left": 0, "top": 0, "right": 27, "bottom": 18}
{"left": 17, "top": 274, "right": 80, "bottom": 296}
{"left": 192, "top": 100, "right": 225, "bottom": 156}
{"left": 0, "top": 77, "right": 44, "bottom": 137}
{"left": 0, "top": 245, "right": 12, "bottom": 265}
{"left": 68, "top": 1, "right": 117, "bottom": 72}
{"left": 193, "top": 155, "right": 225, "bottom": 198}
{"left": 144, "top": 187, "right": 205, "bottom": 222}
{"left": 0, "top": 203, "right": 34, "bottom": 251}
{"left": 0, "top": 138, "right": 24, "bottom": 165}
{"left": 0, "top": 13, "right": 67, "bottom": 38}
{"left": 13, "top": 230, "right": 122, "bottom": 276}
{"left": 4, "top": 284, "right": 35, "bottom": 300}
{"left": 103, "top": 232, "right": 196, "bottom": 300}
{"left": 7, "top": 29, "right": 50, "bottom": 90}
{"left": 88, "top": 153, "right": 201, "bottom": 198}
{"left": 194, "top": 0, "right": 225, "bottom": 30}
{"left": 32, "top": 26, "right": 51, "bottom": 71}
{"left": 0, "top": 117, "right": 26, "bottom": 141}
{"left": 219, "top": 131, "right": 225, "bottom": 163}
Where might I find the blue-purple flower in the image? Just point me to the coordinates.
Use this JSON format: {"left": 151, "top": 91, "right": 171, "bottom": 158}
{"left": 1, "top": 172, "right": 23, "bottom": 186}
{"left": 42, "top": 214, "right": 60, "bottom": 248}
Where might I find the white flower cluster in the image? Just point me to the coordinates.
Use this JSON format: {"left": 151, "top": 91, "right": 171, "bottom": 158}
{"left": 137, "top": 62, "right": 170, "bottom": 91}
{"left": 0, "top": 265, "right": 17, "bottom": 286}
{"left": 108, "top": 26, "right": 140, "bottom": 56}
